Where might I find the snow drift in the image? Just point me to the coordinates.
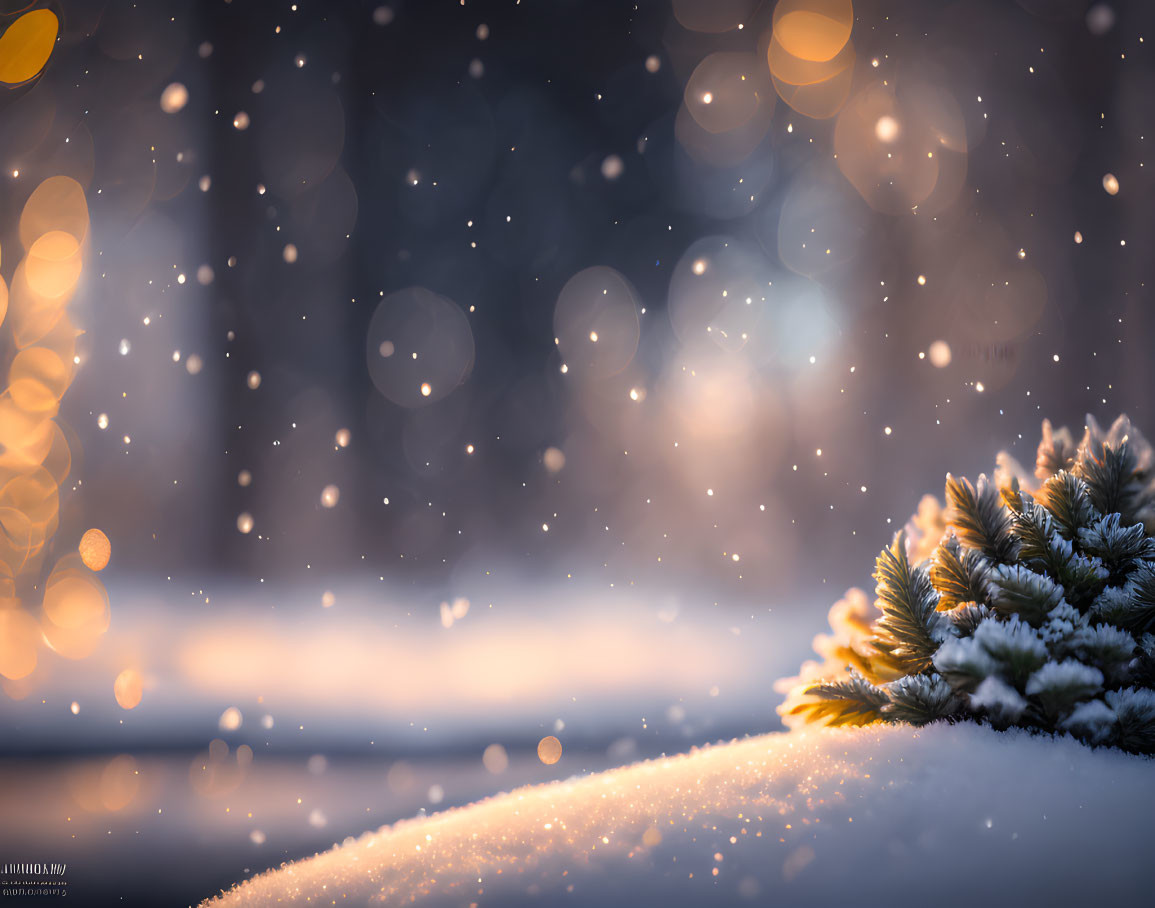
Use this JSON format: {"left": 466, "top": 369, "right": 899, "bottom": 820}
{"left": 202, "top": 722, "right": 1155, "bottom": 907}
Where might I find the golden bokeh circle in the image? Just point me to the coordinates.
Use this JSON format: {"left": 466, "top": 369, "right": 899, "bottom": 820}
{"left": 79, "top": 528, "right": 112, "bottom": 571}
{"left": 0, "top": 9, "right": 59, "bottom": 86}
{"left": 537, "top": 735, "right": 563, "bottom": 765}
{"left": 113, "top": 668, "right": 143, "bottom": 710}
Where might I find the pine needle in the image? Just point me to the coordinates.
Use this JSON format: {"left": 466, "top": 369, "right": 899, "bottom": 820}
{"left": 945, "top": 473, "right": 1017, "bottom": 563}
{"left": 871, "top": 532, "right": 942, "bottom": 674}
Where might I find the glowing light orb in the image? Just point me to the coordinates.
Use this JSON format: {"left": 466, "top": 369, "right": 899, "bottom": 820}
{"left": 25, "top": 229, "right": 83, "bottom": 301}
{"left": 543, "top": 447, "right": 566, "bottom": 473}
{"left": 160, "top": 82, "right": 189, "bottom": 114}
{"left": 767, "top": 27, "right": 856, "bottom": 120}
{"left": 113, "top": 669, "right": 143, "bottom": 709}
{"left": 219, "top": 706, "right": 243, "bottom": 732}
{"left": 874, "top": 115, "right": 900, "bottom": 142}
{"left": 43, "top": 571, "right": 109, "bottom": 633}
{"left": 772, "top": 0, "right": 854, "bottom": 63}
{"left": 482, "top": 743, "right": 509, "bottom": 774}
{"left": 0, "top": 608, "right": 39, "bottom": 680}
{"left": 1087, "top": 3, "right": 1115, "bottom": 35}
{"left": 320, "top": 485, "right": 340, "bottom": 508}
{"left": 928, "top": 340, "right": 952, "bottom": 368}
{"left": 0, "top": 9, "right": 59, "bottom": 85}
{"left": 537, "top": 735, "right": 563, "bottom": 765}
{"left": 1102, "top": 173, "right": 1119, "bottom": 195}
{"left": 79, "top": 528, "right": 111, "bottom": 571}
{"left": 237, "top": 512, "right": 254, "bottom": 534}
{"left": 20, "top": 175, "right": 89, "bottom": 248}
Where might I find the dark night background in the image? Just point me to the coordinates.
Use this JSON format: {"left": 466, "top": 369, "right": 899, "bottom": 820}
{"left": 2, "top": 0, "right": 1148, "bottom": 601}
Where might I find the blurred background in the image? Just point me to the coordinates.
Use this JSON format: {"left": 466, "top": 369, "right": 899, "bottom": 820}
{"left": 1, "top": 0, "right": 1153, "bottom": 903}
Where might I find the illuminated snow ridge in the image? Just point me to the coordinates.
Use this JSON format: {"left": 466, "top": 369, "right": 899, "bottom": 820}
{"left": 202, "top": 722, "right": 1155, "bottom": 906}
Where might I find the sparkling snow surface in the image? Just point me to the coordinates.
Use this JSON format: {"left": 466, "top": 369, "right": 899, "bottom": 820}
{"left": 203, "top": 723, "right": 1155, "bottom": 907}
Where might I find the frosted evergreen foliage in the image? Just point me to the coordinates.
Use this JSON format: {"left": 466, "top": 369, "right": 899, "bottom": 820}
{"left": 777, "top": 415, "right": 1155, "bottom": 753}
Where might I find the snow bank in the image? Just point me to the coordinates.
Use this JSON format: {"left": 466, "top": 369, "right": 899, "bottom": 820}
{"left": 202, "top": 723, "right": 1155, "bottom": 907}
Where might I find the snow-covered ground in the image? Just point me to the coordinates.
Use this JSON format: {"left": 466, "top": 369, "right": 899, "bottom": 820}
{"left": 201, "top": 722, "right": 1155, "bottom": 907}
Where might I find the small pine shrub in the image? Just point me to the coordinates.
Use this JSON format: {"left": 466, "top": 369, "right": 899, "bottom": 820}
{"left": 776, "top": 414, "right": 1155, "bottom": 754}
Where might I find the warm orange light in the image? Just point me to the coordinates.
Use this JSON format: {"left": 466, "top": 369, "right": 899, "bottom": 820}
{"left": 772, "top": 0, "right": 854, "bottom": 63}
{"left": 19, "top": 176, "right": 89, "bottom": 249}
{"left": 0, "top": 608, "right": 39, "bottom": 680}
{"left": 79, "top": 528, "right": 112, "bottom": 571}
{"left": 537, "top": 735, "right": 563, "bottom": 765}
{"left": 42, "top": 569, "right": 108, "bottom": 631}
{"left": 113, "top": 669, "right": 143, "bottom": 709}
{"left": 0, "top": 9, "right": 60, "bottom": 85}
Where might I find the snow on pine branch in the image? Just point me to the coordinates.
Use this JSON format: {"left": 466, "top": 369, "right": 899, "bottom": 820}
{"left": 778, "top": 414, "right": 1155, "bottom": 754}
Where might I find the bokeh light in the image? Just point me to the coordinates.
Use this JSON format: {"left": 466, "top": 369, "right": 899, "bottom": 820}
{"left": 537, "top": 735, "right": 563, "bottom": 765}
{"left": 79, "top": 528, "right": 112, "bottom": 571}
{"left": 113, "top": 669, "right": 143, "bottom": 710}
{"left": 0, "top": 9, "right": 59, "bottom": 85}
{"left": 482, "top": 743, "right": 509, "bottom": 774}
{"left": 553, "top": 267, "right": 641, "bottom": 379}
{"left": 0, "top": 3, "right": 1149, "bottom": 904}
{"left": 366, "top": 288, "right": 475, "bottom": 407}
{"left": 772, "top": 0, "right": 853, "bottom": 62}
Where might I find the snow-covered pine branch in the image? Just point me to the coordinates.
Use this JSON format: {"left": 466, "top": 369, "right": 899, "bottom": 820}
{"left": 1034, "top": 471, "right": 1097, "bottom": 539}
{"left": 870, "top": 532, "right": 945, "bottom": 675}
{"left": 785, "top": 671, "right": 889, "bottom": 727}
{"left": 945, "top": 473, "right": 1017, "bottom": 563}
{"left": 929, "top": 533, "right": 991, "bottom": 610}
{"left": 776, "top": 414, "right": 1155, "bottom": 754}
